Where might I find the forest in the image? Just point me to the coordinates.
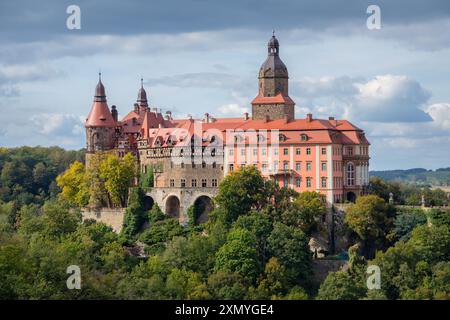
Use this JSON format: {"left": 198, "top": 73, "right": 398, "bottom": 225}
{"left": 0, "top": 147, "right": 449, "bottom": 299}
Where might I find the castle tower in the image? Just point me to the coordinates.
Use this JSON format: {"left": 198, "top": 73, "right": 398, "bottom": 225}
{"left": 85, "top": 73, "right": 117, "bottom": 164}
{"left": 251, "top": 32, "right": 295, "bottom": 121}
{"left": 137, "top": 78, "right": 149, "bottom": 114}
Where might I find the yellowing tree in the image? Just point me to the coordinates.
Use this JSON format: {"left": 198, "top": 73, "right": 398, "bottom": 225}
{"left": 56, "top": 161, "right": 89, "bottom": 207}
{"left": 99, "top": 153, "right": 136, "bottom": 207}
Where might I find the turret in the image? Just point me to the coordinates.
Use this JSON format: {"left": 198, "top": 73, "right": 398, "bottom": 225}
{"left": 85, "top": 73, "right": 117, "bottom": 157}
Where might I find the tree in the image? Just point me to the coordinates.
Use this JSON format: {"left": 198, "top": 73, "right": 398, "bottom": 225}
{"left": 370, "top": 224, "right": 450, "bottom": 299}
{"left": 99, "top": 153, "right": 136, "bottom": 207}
{"left": 368, "top": 177, "right": 401, "bottom": 203}
{"left": 138, "top": 220, "right": 185, "bottom": 255}
{"left": 248, "top": 257, "right": 289, "bottom": 299}
{"left": 232, "top": 211, "right": 272, "bottom": 265}
{"left": 214, "top": 166, "right": 267, "bottom": 225}
{"left": 207, "top": 271, "right": 247, "bottom": 300}
{"left": 282, "top": 191, "right": 326, "bottom": 235}
{"left": 140, "top": 166, "right": 154, "bottom": 189}
{"left": 267, "top": 222, "right": 312, "bottom": 286}
{"left": 165, "top": 268, "right": 209, "bottom": 299}
{"left": 215, "top": 228, "right": 261, "bottom": 283}
{"left": 316, "top": 270, "right": 367, "bottom": 300}
{"left": 56, "top": 161, "right": 89, "bottom": 207}
{"left": 121, "top": 188, "right": 147, "bottom": 243}
{"left": 41, "top": 200, "right": 81, "bottom": 238}
{"left": 393, "top": 208, "right": 427, "bottom": 241}
{"left": 345, "top": 195, "right": 393, "bottom": 258}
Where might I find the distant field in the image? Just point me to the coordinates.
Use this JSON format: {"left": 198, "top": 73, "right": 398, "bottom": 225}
{"left": 431, "top": 186, "right": 450, "bottom": 192}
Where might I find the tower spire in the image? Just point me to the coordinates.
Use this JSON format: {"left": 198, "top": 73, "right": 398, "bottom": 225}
{"left": 94, "top": 72, "right": 106, "bottom": 102}
{"left": 137, "top": 77, "right": 148, "bottom": 108}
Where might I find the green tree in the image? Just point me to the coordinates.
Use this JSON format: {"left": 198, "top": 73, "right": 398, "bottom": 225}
{"left": 232, "top": 211, "right": 272, "bottom": 265}
{"left": 140, "top": 166, "right": 154, "bottom": 188}
{"left": 215, "top": 228, "right": 261, "bottom": 283}
{"left": 267, "top": 222, "right": 312, "bottom": 286}
{"left": 345, "top": 195, "right": 393, "bottom": 258}
{"left": 121, "top": 188, "right": 147, "bottom": 243}
{"left": 248, "top": 257, "right": 289, "bottom": 299}
{"left": 41, "top": 200, "right": 81, "bottom": 238}
{"left": 207, "top": 271, "right": 247, "bottom": 300}
{"left": 393, "top": 208, "right": 427, "bottom": 241}
{"left": 282, "top": 191, "right": 326, "bottom": 235}
{"left": 214, "top": 166, "right": 267, "bottom": 225}
{"left": 316, "top": 269, "right": 367, "bottom": 300}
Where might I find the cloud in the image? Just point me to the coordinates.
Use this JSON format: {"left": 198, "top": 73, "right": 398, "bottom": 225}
{"left": 425, "top": 103, "right": 450, "bottom": 130}
{"left": 0, "top": 63, "right": 63, "bottom": 97}
{"left": 30, "top": 113, "right": 84, "bottom": 136}
{"left": 146, "top": 72, "right": 238, "bottom": 89}
{"left": 217, "top": 104, "right": 249, "bottom": 117}
{"left": 0, "top": 64, "right": 62, "bottom": 83}
{"left": 294, "top": 75, "right": 432, "bottom": 123}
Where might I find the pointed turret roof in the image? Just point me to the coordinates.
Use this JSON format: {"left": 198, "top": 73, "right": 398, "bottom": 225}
{"left": 85, "top": 73, "right": 116, "bottom": 127}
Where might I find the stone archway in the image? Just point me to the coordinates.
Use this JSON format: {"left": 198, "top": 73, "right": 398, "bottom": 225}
{"left": 346, "top": 191, "right": 356, "bottom": 203}
{"left": 192, "top": 195, "right": 213, "bottom": 224}
{"left": 143, "top": 195, "right": 154, "bottom": 211}
{"left": 165, "top": 195, "right": 180, "bottom": 218}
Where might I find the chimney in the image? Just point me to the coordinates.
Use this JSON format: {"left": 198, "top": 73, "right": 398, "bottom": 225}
{"left": 243, "top": 112, "right": 249, "bottom": 120}
{"left": 111, "top": 105, "right": 118, "bottom": 122}
{"left": 328, "top": 116, "right": 335, "bottom": 121}
{"left": 204, "top": 112, "right": 210, "bottom": 123}
{"left": 264, "top": 115, "right": 270, "bottom": 123}
{"left": 283, "top": 114, "right": 289, "bottom": 124}
{"left": 134, "top": 103, "right": 139, "bottom": 112}
{"left": 152, "top": 107, "right": 158, "bottom": 112}
{"left": 165, "top": 111, "right": 172, "bottom": 120}
{"left": 306, "top": 113, "right": 313, "bottom": 123}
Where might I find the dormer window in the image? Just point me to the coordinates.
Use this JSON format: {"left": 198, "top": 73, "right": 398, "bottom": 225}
{"left": 300, "top": 134, "right": 308, "bottom": 141}
{"left": 279, "top": 133, "right": 286, "bottom": 142}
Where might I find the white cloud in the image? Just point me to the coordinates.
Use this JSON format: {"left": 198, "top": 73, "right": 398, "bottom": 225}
{"left": 294, "top": 75, "right": 432, "bottom": 123}
{"left": 30, "top": 113, "right": 84, "bottom": 136}
{"left": 425, "top": 103, "right": 450, "bottom": 130}
{"left": 217, "top": 103, "right": 249, "bottom": 117}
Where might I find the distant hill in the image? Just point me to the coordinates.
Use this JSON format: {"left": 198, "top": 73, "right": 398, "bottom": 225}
{"left": 370, "top": 167, "right": 450, "bottom": 187}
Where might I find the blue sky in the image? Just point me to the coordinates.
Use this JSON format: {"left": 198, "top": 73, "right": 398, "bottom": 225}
{"left": 1, "top": 0, "right": 450, "bottom": 170}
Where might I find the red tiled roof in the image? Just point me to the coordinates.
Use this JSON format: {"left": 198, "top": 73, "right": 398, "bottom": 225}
{"left": 251, "top": 93, "right": 295, "bottom": 105}
{"left": 85, "top": 101, "right": 116, "bottom": 127}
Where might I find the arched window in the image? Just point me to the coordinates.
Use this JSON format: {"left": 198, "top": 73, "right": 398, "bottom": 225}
{"left": 347, "top": 163, "right": 355, "bottom": 186}
{"left": 300, "top": 134, "right": 308, "bottom": 141}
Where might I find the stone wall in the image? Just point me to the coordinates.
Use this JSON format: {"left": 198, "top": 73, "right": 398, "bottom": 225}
{"left": 252, "top": 103, "right": 294, "bottom": 121}
{"left": 145, "top": 187, "right": 217, "bottom": 225}
{"left": 312, "top": 259, "right": 348, "bottom": 285}
{"left": 82, "top": 208, "right": 125, "bottom": 233}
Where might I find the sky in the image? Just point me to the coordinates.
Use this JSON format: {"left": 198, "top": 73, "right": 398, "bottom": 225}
{"left": 0, "top": 0, "right": 450, "bottom": 170}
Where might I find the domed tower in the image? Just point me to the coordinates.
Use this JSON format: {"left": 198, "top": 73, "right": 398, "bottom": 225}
{"left": 137, "top": 78, "right": 149, "bottom": 114}
{"left": 251, "top": 32, "right": 295, "bottom": 121}
{"left": 85, "top": 73, "right": 117, "bottom": 166}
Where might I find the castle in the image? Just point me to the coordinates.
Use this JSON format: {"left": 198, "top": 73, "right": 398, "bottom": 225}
{"left": 85, "top": 34, "right": 370, "bottom": 224}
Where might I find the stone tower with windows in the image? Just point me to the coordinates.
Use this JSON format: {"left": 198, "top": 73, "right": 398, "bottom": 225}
{"left": 252, "top": 32, "right": 295, "bottom": 121}
{"left": 85, "top": 74, "right": 117, "bottom": 167}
